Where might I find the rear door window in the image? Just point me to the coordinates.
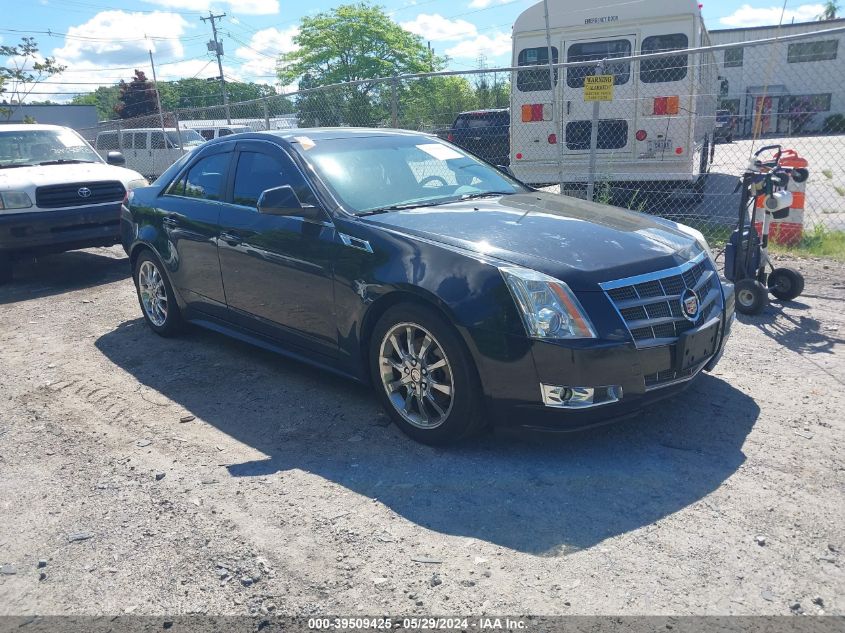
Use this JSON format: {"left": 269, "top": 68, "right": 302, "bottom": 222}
{"left": 640, "top": 34, "right": 689, "bottom": 83}
{"left": 567, "top": 40, "right": 631, "bottom": 88}
{"left": 517, "top": 47, "right": 558, "bottom": 92}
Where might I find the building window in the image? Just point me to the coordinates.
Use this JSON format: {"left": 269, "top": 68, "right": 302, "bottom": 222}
{"left": 718, "top": 98, "right": 740, "bottom": 115}
{"left": 517, "top": 47, "right": 558, "bottom": 92}
{"left": 787, "top": 40, "right": 838, "bottom": 63}
{"left": 724, "top": 47, "right": 743, "bottom": 67}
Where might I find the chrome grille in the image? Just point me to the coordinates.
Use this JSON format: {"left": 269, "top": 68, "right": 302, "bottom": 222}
{"left": 600, "top": 253, "right": 722, "bottom": 348}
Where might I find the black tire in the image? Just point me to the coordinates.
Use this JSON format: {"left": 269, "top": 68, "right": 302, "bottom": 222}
{"left": 768, "top": 267, "right": 804, "bottom": 301}
{"left": 0, "top": 254, "right": 12, "bottom": 285}
{"left": 735, "top": 279, "right": 769, "bottom": 315}
{"left": 369, "top": 303, "right": 485, "bottom": 445}
{"left": 133, "top": 249, "right": 183, "bottom": 337}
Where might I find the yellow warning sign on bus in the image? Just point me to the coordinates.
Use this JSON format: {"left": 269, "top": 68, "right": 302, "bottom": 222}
{"left": 584, "top": 75, "right": 614, "bottom": 101}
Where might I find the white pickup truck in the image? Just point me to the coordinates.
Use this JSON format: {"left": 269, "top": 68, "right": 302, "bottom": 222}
{"left": 0, "top": 124, "right": 147, "bottom": 284}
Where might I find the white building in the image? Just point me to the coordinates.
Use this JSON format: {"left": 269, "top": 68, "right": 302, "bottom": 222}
{"left": 709, "top": 18, "right": 845, "bottom": 136}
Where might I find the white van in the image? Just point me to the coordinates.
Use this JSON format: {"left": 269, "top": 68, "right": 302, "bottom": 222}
{"left": 94, "top": 128, "right": 205, "bottom": 180}
{"left": 510, "top": 0, "right": 716, "bottom": 194}
{"left": 187, "top": 124, "right": 253, "bottom": 141}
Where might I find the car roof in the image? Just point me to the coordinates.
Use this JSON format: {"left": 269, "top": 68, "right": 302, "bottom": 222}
{"left": 456, "top": 108, "right": 509, "bottom": 116}
{"left": 197, "top": 128, "right": 439, "bottom": 149}
{"left": 0, "top": 124, "right": 75, "bottom": 133}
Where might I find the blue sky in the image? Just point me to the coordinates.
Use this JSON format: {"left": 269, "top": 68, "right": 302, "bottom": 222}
{"left": 0, "top": 0, "right": 831, "bottom": 100}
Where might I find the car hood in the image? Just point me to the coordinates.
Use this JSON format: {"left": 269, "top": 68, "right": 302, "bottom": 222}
{"left": 0, "top": 162, "right": 145, "bottom": 192}
{"left": 361, "top": 191, "right": 706, "bottom": 290}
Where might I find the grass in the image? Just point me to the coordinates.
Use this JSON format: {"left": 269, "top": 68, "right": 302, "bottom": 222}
{"left": 834, "top": 185, "right": 845, "bottom": 197}
{"left": 769, "top": 225, "right": 845, "bottom": 261}
{"left": 821, "top": 168, "right": 833, "bottom": 180}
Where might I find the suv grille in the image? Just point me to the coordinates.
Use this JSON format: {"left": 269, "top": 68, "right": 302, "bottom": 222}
{"left": 601, "top": 254, "right": 722, "bottom": 348}
{"left": 36, "top": 181, "right": 125, "bottom": 209}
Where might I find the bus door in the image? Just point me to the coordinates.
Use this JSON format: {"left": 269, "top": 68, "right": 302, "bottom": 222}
{"left": 561, "top": 35, "right": 637, "bottom": 159}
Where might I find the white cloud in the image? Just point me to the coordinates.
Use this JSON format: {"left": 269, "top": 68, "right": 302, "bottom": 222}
{"left": 53, "top": 10, "right": 190, "bottom": 65}
{"left": 142, "top": 0, "right": 279, "bottom": 15}
{"left": 718, "top": 3, "right": 824, "bottom": 27}
{"left": 234, "top": 26, "right": 299, "bottom": 80}
{"left": 400, "top": 14, "right": 477, "bottom": 41}
{"left": 445, "top": 32, "right": 511, "bottom": 59}
{"left": 467, "top": 0, "right": 509, "bottom": 9}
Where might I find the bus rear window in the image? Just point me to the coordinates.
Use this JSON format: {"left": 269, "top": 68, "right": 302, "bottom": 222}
{"left": 566, "top": 40, "right": 631, "bottom": 88}
{"left": 517, "top": 47, "right": 558, "bottom": 92}
{"left": 640, "top": 34, "right": 689, "bottom": 83}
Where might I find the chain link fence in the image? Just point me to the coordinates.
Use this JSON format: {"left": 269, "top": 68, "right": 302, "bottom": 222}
{"left": 76, "top": 27, "right": 845, "bottom": 246}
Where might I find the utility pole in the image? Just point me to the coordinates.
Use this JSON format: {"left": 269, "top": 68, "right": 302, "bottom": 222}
{"left": 201, "top": 11, "right": 231, "bottom": 123}
{"left": 148, "top": 49, "right": 169, "bottom": 146}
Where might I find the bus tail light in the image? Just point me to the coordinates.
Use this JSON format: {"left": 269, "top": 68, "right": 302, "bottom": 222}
{"left": 521, "top": 103, "right": 551, "bottom": 122}
{"left": 548, "top": 133, "right": 557, "bottom": 144}
{"left": 653, "top": 96, "right": 680, "bottom": 115}
{"left": 635, "top": 130, "right": 647, "bottom": 141}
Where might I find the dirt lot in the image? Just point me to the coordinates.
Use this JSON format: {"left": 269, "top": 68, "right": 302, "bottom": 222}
{"left": 0, "top": 246, "right": 843, "bottom": 617}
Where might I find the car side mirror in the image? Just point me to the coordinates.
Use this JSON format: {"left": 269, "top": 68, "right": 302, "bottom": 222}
{"left": 257, "top": 185, "right": 322, "bottom": 220}
{"left": 107, "top": 151, "right": 126, "bottom": 167}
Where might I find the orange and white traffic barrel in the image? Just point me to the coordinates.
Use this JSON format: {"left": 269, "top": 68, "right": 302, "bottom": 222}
{"left": 754, "top": 149, "right": 807, "bottom": 246}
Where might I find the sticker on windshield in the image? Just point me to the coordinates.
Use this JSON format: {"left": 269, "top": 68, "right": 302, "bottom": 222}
{"left": 417, "top": 143, "right": 463, "bottom": 161}
{"left": 294, "top": 136, "right": 315, "bottom": 150}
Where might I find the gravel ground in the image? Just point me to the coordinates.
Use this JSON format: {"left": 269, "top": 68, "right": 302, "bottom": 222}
{"left": 0, "top": 246, "right": 843, "bottom": 617}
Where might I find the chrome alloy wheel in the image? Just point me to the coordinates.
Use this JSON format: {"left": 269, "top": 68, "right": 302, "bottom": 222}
{"left": 138, "top": 260, "right": 168, "bottom": 327}
{"left": 378, "top": 322, "right": 455, "bottom": 429}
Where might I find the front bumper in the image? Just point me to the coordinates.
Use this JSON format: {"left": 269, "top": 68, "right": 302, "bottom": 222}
{"left": 0, "top": 204, "right": 122, "bottom": 257}
{"left": 474, "top": 283, "right": 735, "bottom": 431}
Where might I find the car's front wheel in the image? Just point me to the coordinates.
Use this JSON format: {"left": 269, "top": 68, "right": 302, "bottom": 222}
{"left": 133, "top": 250, "right": 182, "bottom": 336}
{"left": 370, "top": 303, "right": 485, "bottom": 445}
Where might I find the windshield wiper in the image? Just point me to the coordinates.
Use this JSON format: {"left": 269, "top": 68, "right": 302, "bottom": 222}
{"left": 458, "top": 191, "right": 515, "bottom": 201}
{"left": 0, "top": 163, "right": 34, "bottom": 169}
{"left": 37, "top": 159, "right": 96, "bottom": 166}
{"left": 357, "top": 199, "right": 451, "bottom": 216}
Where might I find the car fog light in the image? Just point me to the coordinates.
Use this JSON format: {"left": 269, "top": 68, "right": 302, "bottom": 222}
{"left": 540, "top": 384, "right": 622, "bottom": 409}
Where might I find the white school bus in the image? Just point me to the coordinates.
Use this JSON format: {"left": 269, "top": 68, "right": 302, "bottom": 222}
{"left": 510, "top": 0, "right": 716, "bottom": 195}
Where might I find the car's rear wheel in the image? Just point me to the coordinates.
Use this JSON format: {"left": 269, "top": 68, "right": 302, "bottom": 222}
{"left": 133, "top": 250, "right": 182, "bottom": 336}
{"left": 370, "top": 303, "right": 484, "bottom": 445}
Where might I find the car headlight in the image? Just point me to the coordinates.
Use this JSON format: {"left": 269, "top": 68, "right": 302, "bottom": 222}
{"left": 0, "top": 191, "right": 33, "bottom": 210}
{"left": 500, "top": 266, "right": 597, "bottom": 339}
{"left": 674, "top": 223, "right": 713, "bottom": 260}
{"left": 126, "top": 178, "right": 149, "bottom": 190}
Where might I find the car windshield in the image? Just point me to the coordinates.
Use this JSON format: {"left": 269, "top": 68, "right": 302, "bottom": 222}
{"left": 167, "top": 130, "right": 205, "bottom": 147}
{"left": 300, "top": 135, "right": 526, "bottom": 214}
{"left": 0, "top": 128, "right": 102, "bottom": 167}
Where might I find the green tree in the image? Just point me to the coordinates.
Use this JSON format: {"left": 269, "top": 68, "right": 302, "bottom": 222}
{"left": 278, "top": 3, "right": 444, "bottom": 126}
{"left": 71, "top": 85, "right": 121, "bottom": 120}
{"left": 818, "top": 1, "right": 839, "bottom": 19}
{"left": 114, "top": 70, "right": 159, "bottom": 120}
{"left": 399, "top": 76, "right": 479, "bottom": 130}
{"left": 0, "top": 37, "right": 66, "bottom": 120}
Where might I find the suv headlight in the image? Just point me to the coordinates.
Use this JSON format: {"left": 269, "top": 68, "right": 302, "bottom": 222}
{"left": 0, "top": 191, "right": 33, "bottom": 210}
{"left": 501, "top": 266, "right": 597, "bottom": 339}
{"left": 127, "top": 178, "right": 149, "bottom": 190}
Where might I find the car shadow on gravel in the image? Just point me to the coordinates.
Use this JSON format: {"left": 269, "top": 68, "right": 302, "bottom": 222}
{"left": 96, "top": 319, "right": 759, "bottom": 556}
{"left": 0, "top": 249, "right": 128, "bottom": 304}
{"left": 739, "top": 302, "right": 845, "bottom": 356}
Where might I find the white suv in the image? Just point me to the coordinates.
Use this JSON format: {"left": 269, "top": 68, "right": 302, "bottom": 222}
{"left": 0, "top": 124, "right": 147, "bottom": 284}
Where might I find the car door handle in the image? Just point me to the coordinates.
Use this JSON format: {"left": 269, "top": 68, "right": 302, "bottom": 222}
{"left": 162, "top": 216, "right": 178, "bottom": 228}
{"left": 219, "top": 231, "right": 242, "bottom": 245}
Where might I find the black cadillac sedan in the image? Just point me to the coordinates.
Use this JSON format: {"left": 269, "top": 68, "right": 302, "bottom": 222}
{"left": 122, "top": 128, "right": 735, "bottom": 445}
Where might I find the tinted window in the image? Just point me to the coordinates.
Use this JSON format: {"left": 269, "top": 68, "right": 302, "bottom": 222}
{"left": 565, "top": 119, "right": 628, "bottom": 150}
{"left": 567, "top": 40, "right": 631, "bottom": 88}
{"left": 97, "top": 133, "right": 118, "bottom": 150}
{"left": 199, "top": 129, "right": 215, "bottom": 141}
{"left": 787, "top": 40, "right": 837, "bottom": 63}
{"left": 183, "top": 153, "right": 231, "bottom": 201}
{"left": 218, "top": 128, "right": 233, "bottom": 137}
{"left": 517, "top": 47, "right": 558, "bottom": 92}
{"left": 641, "top": 34, "right": 689, "bottom": 83}
{"left": 132, "top": 132, "right": 148, "bottom": 150}
{"left": 232, "top": 150, "right": 317, "bottom": 209}
{"left": 454, "top": 113, "right": 508, "bottom": 130}
{"left": 151, "top": 132, "right": 166, "bottom": 149}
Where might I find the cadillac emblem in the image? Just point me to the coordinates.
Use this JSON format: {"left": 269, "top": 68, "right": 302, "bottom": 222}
{"left": 680, "top": 288, "right": 699, "bottom": 321}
